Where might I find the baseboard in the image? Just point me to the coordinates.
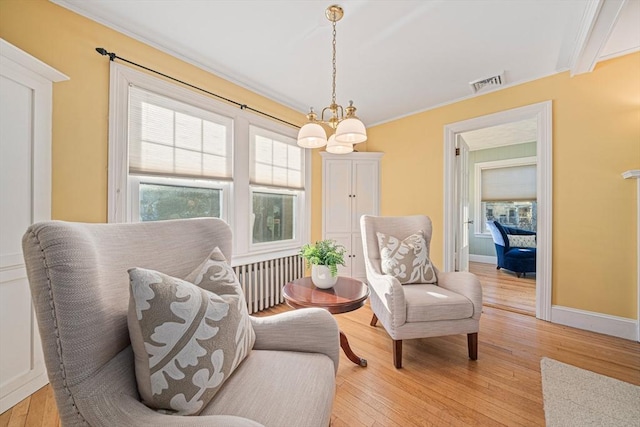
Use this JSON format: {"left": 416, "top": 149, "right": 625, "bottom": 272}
{"left": 469, "top": 254, "right": 496, "bottom": 264}
{"left": 551, "top": 305, "right": 638, "bottom": 341}
{"left": 0, "top": 374, "right": 48, "bottom": 413}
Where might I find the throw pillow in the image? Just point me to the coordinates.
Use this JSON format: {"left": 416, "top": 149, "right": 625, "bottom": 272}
{"left": 128, "top": 248, "right": 255, "bottom": 415}
{"left": 184, "top": 247, "right": 255, "bottom": 370}
{"left": 507, "top": 234, "right": 536, "bottom": 248}
{"left": 376, "top": 230, "right": 437, "bottom": 284}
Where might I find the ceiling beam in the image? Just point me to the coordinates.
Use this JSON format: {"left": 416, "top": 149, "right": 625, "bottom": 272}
{"left": 570, "top": 0, "right": 628, "bottom": 76}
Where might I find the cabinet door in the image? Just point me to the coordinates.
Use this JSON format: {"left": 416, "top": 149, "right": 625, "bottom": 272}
{"left": 351, "top": 160, "right": 379, "bottom": 230}
{"left": 351, "top": 233, "right": 367, "bottom": 281}
{"left": 324, "top": 160, "right": 352, "bottom": 234}
{"left": 325, "top": 233, "right": 352, "bottom": 277}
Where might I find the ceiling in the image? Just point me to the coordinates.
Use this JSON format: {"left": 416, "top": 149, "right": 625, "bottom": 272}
{"left": 52, "top": 0, "right": 640, "bottom": 127}
{"left": 461, "top": 118, "right": 538, "bottom": 151}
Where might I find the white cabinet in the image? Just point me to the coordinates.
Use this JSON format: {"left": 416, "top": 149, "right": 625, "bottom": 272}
{"left": 321, "top": 152, "right": 383, "bottom": 281}
{"left": 0, "top": 39, "right": 68, "bottom": 412}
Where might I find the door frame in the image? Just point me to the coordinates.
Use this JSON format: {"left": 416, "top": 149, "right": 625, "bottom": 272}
{"left": 443, "top": 101, "right": 552, "bottom": 321}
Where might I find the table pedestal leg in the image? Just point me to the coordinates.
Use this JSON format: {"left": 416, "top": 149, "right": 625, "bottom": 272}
{"left": 339, "top": 331, "right": 367, "bottom": 367}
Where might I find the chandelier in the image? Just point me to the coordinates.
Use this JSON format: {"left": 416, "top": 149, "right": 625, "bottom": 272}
{"left": 297, "top": 5, "right": 367, "bottom": 154}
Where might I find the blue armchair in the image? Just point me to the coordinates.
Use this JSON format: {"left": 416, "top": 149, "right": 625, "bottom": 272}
{"left": 486, "top": 220, "right": 536, "bottom": 278}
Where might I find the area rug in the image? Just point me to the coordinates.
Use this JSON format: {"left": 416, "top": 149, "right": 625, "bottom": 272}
{"left": 540, "top": 357, "right": 640, "bottom": 426}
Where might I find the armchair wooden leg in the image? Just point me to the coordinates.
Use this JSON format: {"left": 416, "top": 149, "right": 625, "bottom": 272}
{"left": 370, "top": 314, "right": 378, "bottom": 327}
{"left": 467, "top": 333, "right": 478, "bottom": 360}
{"left": 393, "top": 340, "right": 402, "bottom": 369}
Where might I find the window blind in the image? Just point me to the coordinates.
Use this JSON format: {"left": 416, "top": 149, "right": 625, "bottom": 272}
{"left": 250, "top": 125, "right": 303, "bottom": 190}
{"left": 128, "top": 86, "right": 233, "bottom": 180}
{"left": 482, "top": 164, "right": 536, "bottom": 201}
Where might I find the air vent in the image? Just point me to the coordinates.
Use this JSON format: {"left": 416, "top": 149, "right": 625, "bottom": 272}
{"left": 469, "top": 72, "right": 505, "bottom": 93}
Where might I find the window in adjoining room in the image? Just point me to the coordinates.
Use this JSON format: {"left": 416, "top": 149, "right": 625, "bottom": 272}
{"left": 474, "top": 157, "right": 537, "bottom": 235}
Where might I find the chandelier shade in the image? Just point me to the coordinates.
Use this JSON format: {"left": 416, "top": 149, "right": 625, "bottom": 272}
{"left": 326, "top": 134, "right": 354, "bottom": 154}
{"left": 297, "top": 122, "right": 328, "bottom": 148}
{"left": 335, "top": 117, "right": 367, "bottom": 143}
{"left": 296, "top": 4, "right": 367, "bottom": 153}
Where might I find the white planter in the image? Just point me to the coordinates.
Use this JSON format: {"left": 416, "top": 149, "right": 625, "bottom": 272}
{"left": 311, "top": 265, "right": 338, "bottom": 289}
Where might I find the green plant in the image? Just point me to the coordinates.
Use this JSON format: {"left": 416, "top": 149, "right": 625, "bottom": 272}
{"left": 299, "top": 239, "right": 346, "bottom": 277}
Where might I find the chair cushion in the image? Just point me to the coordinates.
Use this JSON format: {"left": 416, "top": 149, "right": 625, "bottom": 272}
{"left": 127, "top": 247, "right": 255, "bottom": 415}
{"left": 507, "top": 234, "right": 536, "bottom": 248}
{"left": 376, "top": 230, "right": 436, "bottom": 284}
{"left": 201, "top": 350, "right": 335, "bottom": 427}
{"left": 403, "top": 284, "right": 474, "bottom": 322}
{"left": 505, "top": 247, "right": 536, "bottom": 259}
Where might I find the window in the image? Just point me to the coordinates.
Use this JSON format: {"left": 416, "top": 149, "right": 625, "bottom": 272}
{"left": 125, "top": 86, "right": 233, "bottom": 222}
{"left": 129, "top": 176, "right": 225, "bottom": 222}
{"left": 249, "top": 126, "right": 304, "bottom": 249}
{"left": 108, "top": 63, "right": 310, "bottom": 263}
{"left": 474, "top": 157, "right": 537, "bottom": 234}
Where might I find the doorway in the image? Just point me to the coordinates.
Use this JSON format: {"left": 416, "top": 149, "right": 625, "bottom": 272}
{"left": 462, "top": 123, "right": 537, "bottom": 315}
{"left": 443, "top": 101, "right": 552, "bottom": 321}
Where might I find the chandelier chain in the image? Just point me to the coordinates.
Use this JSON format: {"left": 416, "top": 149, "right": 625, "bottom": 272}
{"left": 331, "top": 17, "right": 337, "bottom": 106}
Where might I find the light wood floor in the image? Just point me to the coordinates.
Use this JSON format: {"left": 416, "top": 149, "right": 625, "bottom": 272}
{"left": 2, "top": 286, "right": 639, "bottom": 426}
{"left": 469, "top": 261, "right": 536, "bottom": 316}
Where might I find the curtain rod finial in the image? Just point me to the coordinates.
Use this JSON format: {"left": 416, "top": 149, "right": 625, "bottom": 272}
{"left": 96, "top": 47, "right": 116, "bottom": 61}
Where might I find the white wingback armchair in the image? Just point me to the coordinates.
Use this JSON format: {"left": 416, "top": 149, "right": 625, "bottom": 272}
{"left": 360, "top": 215, "right": 482, "bottom": 368}
{"left": 22, "top": 218, "right": 338, "bottom": 426}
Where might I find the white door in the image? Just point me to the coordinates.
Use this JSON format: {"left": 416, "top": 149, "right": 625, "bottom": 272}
{"left": 455, "top": 136, "right": 470, "bottom": 272}
{"left": 0, "top": 39, "right": 67, "bottom": 413}
{"left": 324, "top": 160, "right": 352, "bottom": 234}
{"left": 351, "top": 161, "right": 378, "bottom": 231}
{"left": 350, "top": 233, "right": 366, "bottom": 281}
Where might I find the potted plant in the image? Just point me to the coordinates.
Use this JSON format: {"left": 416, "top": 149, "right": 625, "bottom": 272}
{"left": 300, "top": 239, "right": 346, "bottom": 288}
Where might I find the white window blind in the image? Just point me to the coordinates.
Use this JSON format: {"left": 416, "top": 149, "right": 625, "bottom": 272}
{"left": 250, "top": 125, "right": 304, "bottom": 189}
{"left": 128, "top": 86, "right": 233, "bottom": 180}
{"left": 482, "top": 164, "right": 536, "bottom": 201}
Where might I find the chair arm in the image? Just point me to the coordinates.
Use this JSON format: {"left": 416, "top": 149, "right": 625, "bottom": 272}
{"left": 436, "top": 271, "right": 483, "bottom": 319}
{"left": 250, "top": 308, "right": 340, "bottom": 373}
{"left": 366, "top": 268, "right": 407, "bottom": 327}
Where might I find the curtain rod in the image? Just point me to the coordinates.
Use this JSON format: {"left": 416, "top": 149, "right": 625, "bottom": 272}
{"left": 95, "top": 47, "right": 300, "bottom": 129}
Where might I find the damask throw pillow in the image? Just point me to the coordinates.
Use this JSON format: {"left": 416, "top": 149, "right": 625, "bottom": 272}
{"left": 507, "top": 234, "right": 536, "bottom": 248}
{"left": 127, "top": 248, "right": 255, "bottom": 415}
{"left": 376, "top": 230, "right": 437, "bottom": 284}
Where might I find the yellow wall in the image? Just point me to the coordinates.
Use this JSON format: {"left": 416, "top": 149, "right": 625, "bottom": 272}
{"left": 2, "top": 0, "right": 638, "bottom": 319}
{"left": 0, "top": 0, "right": 307, "bottom": 223}
{"left": 364, "top": 53, "right": 640, "bottom": 319}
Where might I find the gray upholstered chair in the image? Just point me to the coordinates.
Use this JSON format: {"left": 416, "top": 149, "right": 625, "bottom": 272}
{"left": 360, "top": 215, "right": 482, "bottom": 368}
{"left": 22, "top": 218, "right": 338, "bottom": 427}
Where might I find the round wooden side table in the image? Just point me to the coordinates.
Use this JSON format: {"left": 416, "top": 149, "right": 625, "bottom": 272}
{"left": 283, "top": 276, "right": 369, "bottom": 367}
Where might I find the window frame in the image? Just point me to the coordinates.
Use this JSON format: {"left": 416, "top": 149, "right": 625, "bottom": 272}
{"left": 108, "top": 63, "right": 310, "bottom": 264}
{"left": 128, "top": 175, "right": 230, "bottom": 223}
{"left": 249, "top": 186, "right": 302, "bottom": 253}
{"left": 247, "top": 124, "right": 306, "bottom": 254}
{"left": 473, "top": 156, "right": 537, "bottom": 236}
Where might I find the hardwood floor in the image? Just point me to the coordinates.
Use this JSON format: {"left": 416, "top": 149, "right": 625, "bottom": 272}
{"left": 2, "top": 288, "right": 639, "bottom": 426}
{"left": 470, "top": 261, "right": 536, "bottom": 316}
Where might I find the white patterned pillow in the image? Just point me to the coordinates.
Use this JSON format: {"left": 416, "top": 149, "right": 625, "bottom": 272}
{"left": 377, "top": 231, "right": 437, "bottom": 284}
{"left": 127, "top": 248, "right": 255, "bottom": 415}
{"left": 507, "top": 234, "right": 536, "bottom": 248}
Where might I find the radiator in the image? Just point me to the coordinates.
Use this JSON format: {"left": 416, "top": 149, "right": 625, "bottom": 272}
{"left": 233, "top": 255, "right": 305, "bottom": 314}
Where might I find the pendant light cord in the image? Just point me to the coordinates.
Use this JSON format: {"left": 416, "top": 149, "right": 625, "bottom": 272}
{"left": 95, "top": 47, "right": 299, "bottom": 129}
